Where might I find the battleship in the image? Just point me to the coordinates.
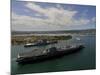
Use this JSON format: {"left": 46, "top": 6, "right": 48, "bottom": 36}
{"left": 24, "top": 39, "right": 57, "bottom": 47}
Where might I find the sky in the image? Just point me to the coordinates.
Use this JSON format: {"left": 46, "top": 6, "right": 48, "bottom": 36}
{"left": 11, "top": 0, "right": 96, "bottom": 31}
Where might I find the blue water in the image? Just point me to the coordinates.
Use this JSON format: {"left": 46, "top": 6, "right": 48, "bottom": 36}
{"left": 11, "top": 35, "right": 96, "bottom": 75}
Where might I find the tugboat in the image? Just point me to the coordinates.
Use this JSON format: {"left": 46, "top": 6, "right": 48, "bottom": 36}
{"left": 16, "top": 44, "right": 84, "bottom": 64}
{"left": 24, "top": 39, "right": 57, "bottom": 47}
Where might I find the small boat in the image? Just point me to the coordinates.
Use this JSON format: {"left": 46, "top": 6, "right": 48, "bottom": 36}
{"left": 24, "top": 43, "right": 35, "bottom": 47}
{"left": 76, "top": 38, "right": 81, "bottom": 40}
{"left": 16, "top": 44, "right": 84, "bottom": 64}
{"left": 24, "top": 39, "right": 57, "bottom": 47}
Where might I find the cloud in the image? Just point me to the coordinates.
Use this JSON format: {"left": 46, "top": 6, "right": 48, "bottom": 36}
{"left": 11, "top": 2, "right": 94, "bottom": 31}
{"left": 25, "top": 2, "right": 78, "bottom": 24}
{"left": 12, "top": 12, "right": 64, "bottom": 31}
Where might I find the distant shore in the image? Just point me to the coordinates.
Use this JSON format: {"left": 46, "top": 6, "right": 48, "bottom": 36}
{"left": 12, "top": 29, "right": 96, "bottom": 35}
{"left": 11, "top": 35, "right": 72, "bottom": 45}
{"left": 11, "top": 29, "right": 96, "bottom": 45}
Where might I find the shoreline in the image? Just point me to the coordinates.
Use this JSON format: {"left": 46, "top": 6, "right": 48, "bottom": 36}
{"left": 11, "top": 35, "right": 72, "bottom": 45}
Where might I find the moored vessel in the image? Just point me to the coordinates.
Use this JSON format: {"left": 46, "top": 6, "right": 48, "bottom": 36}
{"left": 24, "top": 39, "right": 57, "bottom": 47}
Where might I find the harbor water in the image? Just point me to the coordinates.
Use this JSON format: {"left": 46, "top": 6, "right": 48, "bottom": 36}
{"left": 11, "top": 34, "right": 96, "bottom": 75}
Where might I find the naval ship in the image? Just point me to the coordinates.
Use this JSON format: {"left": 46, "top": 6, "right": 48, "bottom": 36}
{"left": 16, "top": 44, "right": 84, "bottom": 64}
{"left": 24, "top": 39, "right": 57, "bottom": 47}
